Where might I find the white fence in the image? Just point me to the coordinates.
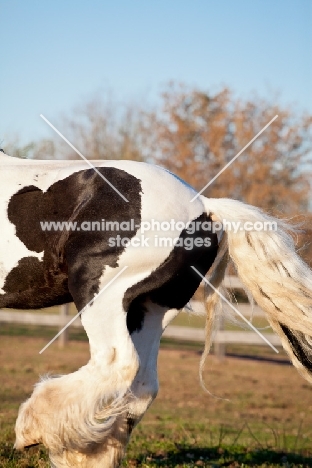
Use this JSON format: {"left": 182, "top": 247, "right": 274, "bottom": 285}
{"left": 0, "top": 276, "right": 281, "bottom": 354}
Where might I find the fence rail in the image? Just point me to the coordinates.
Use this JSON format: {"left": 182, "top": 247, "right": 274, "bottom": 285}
{"left": 0, "top": 276, "right": 281, "bottom": 354}
{"left": 162, "top": 326, "right": 281, "bottom": 346}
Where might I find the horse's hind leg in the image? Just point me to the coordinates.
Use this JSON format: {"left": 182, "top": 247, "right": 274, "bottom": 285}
{"left": 15, "top": 265, "right": 140, "bottom": 467}
{"left": 97, "top": 302, "right": 180, "bottom": 467}
{"left": 128, "top": 302, "right": 180, "bottom": 430}
{"left": 48, "top": 292, "right": 179, "bottom": 467}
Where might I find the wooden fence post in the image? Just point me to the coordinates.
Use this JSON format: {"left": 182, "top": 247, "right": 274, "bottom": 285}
{"left": 58, "top": 304, "right": 70, "bottom": 348}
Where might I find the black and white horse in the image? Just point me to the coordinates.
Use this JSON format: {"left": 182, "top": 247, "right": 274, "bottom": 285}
{"left": 1, "top": 151, "right": 312, "bottom": 467}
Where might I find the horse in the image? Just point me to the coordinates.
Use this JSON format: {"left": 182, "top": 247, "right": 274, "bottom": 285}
{"left": 1, "top": 151, "right": 312, "bottom": 467}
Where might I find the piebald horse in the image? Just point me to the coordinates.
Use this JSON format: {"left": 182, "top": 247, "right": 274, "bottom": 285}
{"left": 1, "top": 152, "right": 312, "bottom": 467}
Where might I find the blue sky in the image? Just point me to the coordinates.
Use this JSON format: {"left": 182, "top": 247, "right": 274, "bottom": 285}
{"left": 1, "top": 0, "right": 311, "bottom": 146}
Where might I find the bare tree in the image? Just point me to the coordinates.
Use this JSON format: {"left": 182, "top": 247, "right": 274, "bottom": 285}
{"left": 2, "top": 137, "right": 55, "bottom": 160}
{"left": 54, "top": 93, "right": 145, "bottom": 161}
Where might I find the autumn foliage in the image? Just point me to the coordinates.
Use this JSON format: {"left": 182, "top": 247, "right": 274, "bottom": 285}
{"left": 143, "top": 84, "right": 312, "bottom": 215}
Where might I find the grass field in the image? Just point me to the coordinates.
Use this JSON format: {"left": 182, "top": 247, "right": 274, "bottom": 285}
{"left": 1, "top": 332, "right": 312, "bottom": 467}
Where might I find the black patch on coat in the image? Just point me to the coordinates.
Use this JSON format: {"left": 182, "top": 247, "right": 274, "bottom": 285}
{"left": 125, "top": 213, "right": 218, "bottom": 334}
{"left": 126, "top": 416, "right": 136, "bottom": 435}
{"left": 2, "top": 256, "right": 71, "bottom": 308}
{"left": 2, "top": 168, "right": 141, "bottom": 310}
{"left": 280, "top": 324, "right": 312, "bottom": 372}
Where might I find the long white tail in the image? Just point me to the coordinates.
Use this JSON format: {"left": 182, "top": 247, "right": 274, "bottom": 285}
{"left": 202, "top": 197, "right": 312, "bottom": 384}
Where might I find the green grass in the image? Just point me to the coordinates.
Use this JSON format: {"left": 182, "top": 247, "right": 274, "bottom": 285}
{"left": 0, "top": 324, "right": 310, "bottom": 467}
{"left": 0, "top": 323, "right": 87, "bottom": 341}
{"left": 1, "top": 423, "right": 311, "bottom": 467}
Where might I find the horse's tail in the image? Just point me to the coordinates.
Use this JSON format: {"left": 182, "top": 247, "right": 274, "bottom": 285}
{"left": 202, "top": 197, "right": 312, "bottom": 384}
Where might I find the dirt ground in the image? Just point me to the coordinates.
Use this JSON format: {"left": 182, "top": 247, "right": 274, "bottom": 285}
{"left": 1, "top": 335, "right": 312, "bottom": 464}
